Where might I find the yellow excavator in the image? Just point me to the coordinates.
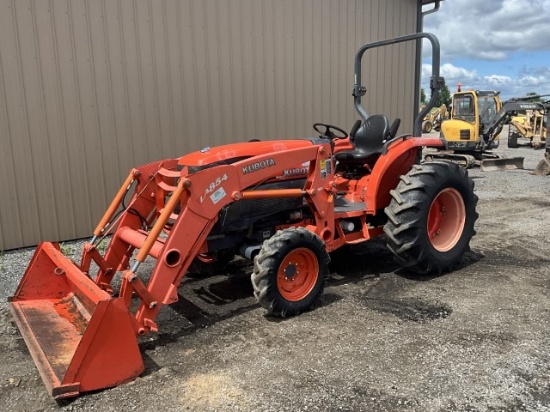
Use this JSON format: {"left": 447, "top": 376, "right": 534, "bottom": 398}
{"left": 432, "top": 88, "right": 545, "bottom": 170}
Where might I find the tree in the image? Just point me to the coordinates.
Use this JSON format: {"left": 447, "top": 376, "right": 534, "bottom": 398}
{"left": 432, "top": 83, "right": 451, "bottom": 107}
{"left": 524, "top": 91, "right": 542, "bottom": 102}
{"left": 420, "top": 88, "right": 427, "bottom": 105}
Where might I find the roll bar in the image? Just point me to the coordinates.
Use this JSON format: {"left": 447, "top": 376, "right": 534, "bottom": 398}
{"left": 353, "top": 32, "right": 444, "bottom": 136}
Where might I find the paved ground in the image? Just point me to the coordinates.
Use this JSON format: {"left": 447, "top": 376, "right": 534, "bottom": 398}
{"left": 1, "top": 126, "right": 549, "bottom": 411}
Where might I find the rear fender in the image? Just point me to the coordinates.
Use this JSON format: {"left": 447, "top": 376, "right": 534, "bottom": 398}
{"left": 365, "top": 137, "right": 444, "bottom": 213}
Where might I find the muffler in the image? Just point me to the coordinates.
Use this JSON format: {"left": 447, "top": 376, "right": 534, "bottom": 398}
{"left": 9, "top": 242, "right": 144, "bottom": 399}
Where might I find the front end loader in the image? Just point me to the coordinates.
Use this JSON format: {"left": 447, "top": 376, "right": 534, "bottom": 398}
{"left": 508, "top": 106, "right": 548, "bottom": 149}
{"left": 421, "top": 104, "right": 448, "bottom": 133}
{"left": 10, "top": 33, "right": 479, "bottom": 399}
{"left": 508, "top": 94, "right": 550, "bottom": 150}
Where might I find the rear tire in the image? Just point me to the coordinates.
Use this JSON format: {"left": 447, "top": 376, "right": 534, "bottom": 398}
{"left": 251, "top": 227, "right": 330, "bottom": 317}
{"left": 383, "top": 161, "right": 478, "bottom": 275}
{"left": 508, "top": 132, "right": 519, "bottom": 148}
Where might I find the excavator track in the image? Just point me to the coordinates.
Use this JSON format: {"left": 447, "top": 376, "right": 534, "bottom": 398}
{"left": 423, "top": 151, "right": 477, "bottom": 169}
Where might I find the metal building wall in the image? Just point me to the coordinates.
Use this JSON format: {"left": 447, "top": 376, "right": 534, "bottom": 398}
{"left": 0, "top": 0, "right": 418, "bottom": 250}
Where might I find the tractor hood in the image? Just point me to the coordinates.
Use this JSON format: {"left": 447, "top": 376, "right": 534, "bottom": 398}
{"left": 177, "top": 139, "right": 316, "bottom": 170}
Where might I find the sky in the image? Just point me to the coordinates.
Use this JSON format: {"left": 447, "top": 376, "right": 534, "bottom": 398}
{"left": 421, "top": 0, "right": 550, "bottom": 101}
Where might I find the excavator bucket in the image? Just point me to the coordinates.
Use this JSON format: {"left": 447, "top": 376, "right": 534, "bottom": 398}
{"left": 8, "top": 242, "right": 144, "bottom": 399}
{"left": 533, "top": 153, "right": 550, "bottom": 176}
{"left": 480, "top": 156, "right": 524, "bottom": 172}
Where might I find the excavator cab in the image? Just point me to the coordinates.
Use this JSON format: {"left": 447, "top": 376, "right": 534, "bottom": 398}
{"left": 442, "top": 90, "right": 502, "bottom": 151}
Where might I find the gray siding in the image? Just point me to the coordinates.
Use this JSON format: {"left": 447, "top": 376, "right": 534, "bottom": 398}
{"left": 0, "top": 0, "right": 418, "bottom": 250}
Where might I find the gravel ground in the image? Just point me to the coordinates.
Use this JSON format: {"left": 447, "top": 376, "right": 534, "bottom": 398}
{"left": 1, "top": 126, "right": 549, "bottom": 411}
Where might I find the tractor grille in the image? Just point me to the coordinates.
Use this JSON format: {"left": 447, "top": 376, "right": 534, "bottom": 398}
{"left": 214, "top": 179, "right": 306, "bottom": 233}
{"left": 238, "top": 179, "right": 305, "bottom": 216}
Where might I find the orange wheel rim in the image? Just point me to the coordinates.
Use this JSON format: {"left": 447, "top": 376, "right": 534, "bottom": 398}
{"left": 277, "top": 248, "right": 319, "bottom": 301}
{"left": 427, "top": 188, "right": 466, "bottom": 252}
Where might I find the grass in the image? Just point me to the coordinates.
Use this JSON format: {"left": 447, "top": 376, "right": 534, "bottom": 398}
{"left": 95, "top": 239, "right": 109, "bottom": 254}
{"left": 59, "top": 242, "right": 75, "bottom": 257}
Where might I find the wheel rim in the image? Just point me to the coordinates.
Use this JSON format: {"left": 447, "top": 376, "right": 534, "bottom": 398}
{"left": 277, "top": 248, "right": 319, "bottom": 301}
{"left": 427, "top": 188, "right": 466, "bottom": 252}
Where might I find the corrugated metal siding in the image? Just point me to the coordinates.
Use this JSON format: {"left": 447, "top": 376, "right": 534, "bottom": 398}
{"left": 0, "top": 0, "right": 418, "bottom": 250}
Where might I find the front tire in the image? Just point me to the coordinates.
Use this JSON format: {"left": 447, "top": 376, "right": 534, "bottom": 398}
{"left": 508, "top": 132, "right": 519, "bottom": 148}
{"left": 422, "top": 121, "right": 433, "bottom": 134}
{"left": 383, "top": 161, "right": 478, "bottom": 275}
{"left": 251, "top": 227, "right": 330, "bottom": 317}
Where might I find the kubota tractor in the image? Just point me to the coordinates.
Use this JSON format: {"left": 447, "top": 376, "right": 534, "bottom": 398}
{"left": 9, "top": 33, "right": 478, "bottom": 399}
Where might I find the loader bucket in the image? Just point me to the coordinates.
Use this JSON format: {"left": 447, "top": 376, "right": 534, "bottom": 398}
{"left": 481, "top": 156, "right": 524, "bottom": 172}
{"left": 9, "top": 242, "right": 144, "bottom": 399}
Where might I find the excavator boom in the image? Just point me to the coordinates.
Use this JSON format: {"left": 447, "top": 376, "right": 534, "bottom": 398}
{"left": 482, "top": 101, "right": 544, "bottom": 148}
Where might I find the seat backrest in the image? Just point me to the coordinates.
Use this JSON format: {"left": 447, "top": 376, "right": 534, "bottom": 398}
{"left": 353, "top": 114, "right": 390, "bottom": 153}
{"left": 388, "top": 118, "right": 401, "bottom": 140}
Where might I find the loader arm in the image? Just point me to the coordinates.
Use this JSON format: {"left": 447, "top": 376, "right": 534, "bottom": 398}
{"left": 129, "top": 142, "right": 335, "bottom": 334}
{"left": 510, "top": 119, "right": 532, "bottom": 137}
{"left": 9, "top": 140, "right": 335, "bottom": 398}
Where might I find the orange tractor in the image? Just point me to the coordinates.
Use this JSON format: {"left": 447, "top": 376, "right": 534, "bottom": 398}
{"left": 9, "top": 33, "right": 478, "bottom": 398}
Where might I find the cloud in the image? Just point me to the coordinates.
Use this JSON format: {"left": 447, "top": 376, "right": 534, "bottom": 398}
{"left": 440, "top": 63, "right": 479, "bottom": 82}
{"left": 422, "top": 63, "right": 550, "bottom": 100}
{"left": 421, "top": 1, "right": 550, "bottom": 100}
{"left": 422, "top": 63, "right": 479, "bottom": 90}
{"left": 485, "top": 75, "right": 513, "bottom": 86}
{"left": 424, "top": 0, "right": 550, "bottom": 61}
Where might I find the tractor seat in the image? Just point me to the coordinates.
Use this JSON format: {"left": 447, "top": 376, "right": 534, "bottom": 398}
{"left": 335, "top": 114, "right": 390, "bottom": 165}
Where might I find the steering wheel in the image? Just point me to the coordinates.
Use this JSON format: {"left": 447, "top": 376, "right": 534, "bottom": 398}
{"left": 313, "top": 123, "right": 348, "bottom": 140}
